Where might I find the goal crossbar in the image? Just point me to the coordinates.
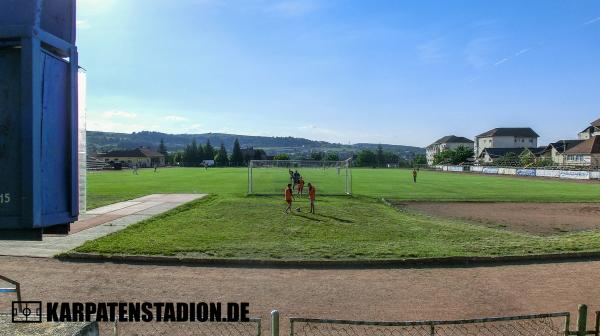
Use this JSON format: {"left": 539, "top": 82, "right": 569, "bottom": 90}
{"left": 248, "top": 159, "right": 352, "bottom": 195}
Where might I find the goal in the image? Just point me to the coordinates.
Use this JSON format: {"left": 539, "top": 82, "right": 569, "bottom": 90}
{"left": 248, "top": 159, "right": 352, "bottom": 195}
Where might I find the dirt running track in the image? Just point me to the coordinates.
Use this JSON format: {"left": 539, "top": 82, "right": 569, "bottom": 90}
{"left": 395, "top": 202, "right": 600, "bottom": 235}
{"left": 1, "top": 257, "right": 600, "bottom": 332}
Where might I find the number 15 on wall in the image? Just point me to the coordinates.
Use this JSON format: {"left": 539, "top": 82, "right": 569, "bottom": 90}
{"left": 0, "top": 193, "right": 11, "bottom": 204}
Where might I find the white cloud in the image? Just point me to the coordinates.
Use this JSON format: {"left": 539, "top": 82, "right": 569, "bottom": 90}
{"left": 87, "top": 119, "right": 159, "bottom": 133}
{"left": 164, "top": 115, "right": 189, "bottom": 122}
{"left": 515, "top": 48, "right": 530, "bottom": 56}
{"left": 493, "top": 57, "right": 509, "bottom": 67}
{"left": 181, "top": 124, "right": 207, "bottom": 134}
{"left": 584, "top": 16, "right": 600, "bottom": 25}
{"left": 102, "top": 110, "right": 137, "bottom": 119}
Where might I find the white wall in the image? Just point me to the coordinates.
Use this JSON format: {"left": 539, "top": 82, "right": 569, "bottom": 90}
{"left": 427, "top": 142, "right": 474, "bottom": 165}
{"left": 476, "top": 136, "right": 537, "bottom": 158}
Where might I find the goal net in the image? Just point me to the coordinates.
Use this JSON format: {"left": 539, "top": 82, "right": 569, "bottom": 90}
{"left": 248, "top": 159, "right": 352, "bottom": 195}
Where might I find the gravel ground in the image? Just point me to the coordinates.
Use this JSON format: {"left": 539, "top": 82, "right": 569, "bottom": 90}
{"left": 394, "top": 201, "right": 600, "bottom": 235}
{"left": 1, "top": 256, "right": 599, "bottom": 334}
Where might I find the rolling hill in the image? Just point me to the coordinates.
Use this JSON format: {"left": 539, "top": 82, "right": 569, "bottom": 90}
{"left": 87, "top": 131, "right": 424, "bottom": 158}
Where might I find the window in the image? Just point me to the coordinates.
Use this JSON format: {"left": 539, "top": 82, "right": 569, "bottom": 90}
{"left": 568, "top": 155, "right": 585, "bottom": 162}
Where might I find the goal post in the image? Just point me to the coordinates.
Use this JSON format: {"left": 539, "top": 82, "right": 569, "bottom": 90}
{"left": 248, "top": 159, "right": 352, "bottom": 195}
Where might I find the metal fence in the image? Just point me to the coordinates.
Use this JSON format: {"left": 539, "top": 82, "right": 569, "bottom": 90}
{"left": 6, "top": 306, "right": 600, "bottom": 336}
{"left": 289, "top": 313, "right": 570, "bottom": 336}
{"left": 113, "top": 317, "right": 261, "bottom": 336}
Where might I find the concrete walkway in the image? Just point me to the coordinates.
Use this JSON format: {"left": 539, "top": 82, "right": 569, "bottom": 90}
{"left": 0, "top": 194, "right": 206, "bottom": 258}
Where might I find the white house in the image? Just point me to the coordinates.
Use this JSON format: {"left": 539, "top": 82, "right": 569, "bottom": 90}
{"left": 578, "top": 118, "right": 600, "bottom": 140}
{"left": 564, "top": 136, "right": 600, "bottom": 166}
{"left": 539, "top": 140, "right": 584, "bottom": 166}
{"left": 474, "top": 128, "right": 539, "bottom": 159}
{"left": 99, "top": 148, "right": 165, "bottom": 168}
{"left": 425, "top": 135, "right": 474, "bottom": 165}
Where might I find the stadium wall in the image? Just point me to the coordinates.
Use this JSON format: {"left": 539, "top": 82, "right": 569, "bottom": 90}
{"left": 435, "top": 165, "right": 600, "bottom": 181}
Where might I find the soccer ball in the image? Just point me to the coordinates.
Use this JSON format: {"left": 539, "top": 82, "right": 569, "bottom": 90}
{"left": 296, "top": 207, "right": 301, "bottom": 212}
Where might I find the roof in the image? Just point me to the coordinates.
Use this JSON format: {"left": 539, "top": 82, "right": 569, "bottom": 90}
{"left": 429, "top": 135, "right": 473, "bottom": 147}
{"left": 591, "top": 118, "right": 600, "bottom": 127}
{"left": 476, "top": 128, "right": 539, "bottom": 138}
{"left": 527, "top": 146, "right": 548, "bottom": 156}
{"left": 564, "top": 136, "right": 600, "bottom": 155}
{"left": 479, "top": 147, "right": 527, "bottom": 158}
{"left": 99, "top": 148, "right": 164, "bottom": 158}
{"left": 545, "top": 140, "right": 585, "bottom": 153}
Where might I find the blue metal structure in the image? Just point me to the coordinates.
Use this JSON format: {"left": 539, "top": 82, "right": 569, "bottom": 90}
{"left": 0, "top": 0, "right": 79, "bottom": 240}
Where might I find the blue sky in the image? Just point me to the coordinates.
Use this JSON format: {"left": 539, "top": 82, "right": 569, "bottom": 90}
{"left": 78, "top": 0, "right": 600, "bottom": 147}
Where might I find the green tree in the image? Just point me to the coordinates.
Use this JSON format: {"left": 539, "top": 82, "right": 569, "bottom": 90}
{"left": 357, "top": 149, "right": 377, "bottom": 167}
{"left": 382, "top": 151, "right": 400, "bottom": 166}
{"left": 157, "top": 139, "right": 169, "bottom": 164}
{"left": 214, "top": 143, "right": 229, "bottom": 166}
{"left": 196, "top": 142, "right": 205, "bottom": 164}
{"left": 310, "top": 151, "right": 324, "bottom": 161}
{"left": 172, "top": 151, "right": 183, "bottom": 165}
{"left": 450, "top": 145, "right": 474, "bottom": 164}
{"left": 376, "top": 145, "right": 385, "bottom": 167}
{"left": 495, "top": 152, "right": 518, "bottom": 166}
{"left": 413, "top": 154, "right": 427, "bottom": 165}
{"left": 182, "top": 140, "right": 197, "bottom": 165}
{"left": 158, "top": 139, "right": 167, "bottom": 156}
{"left": 433, "top": 146, "right": 474, "bottom": 165}
{"left": 433, "top": 149, "right": 452, "bottom": 165}
{"left": 230, "top": 138, "right": 244, "bottom": 166}
{"left": 274, "top": 153, "right": 290, "bottom": 160}
{"left": 204, "top": 139, "right": 215, "bottom": 161}
{"left": 519, "top": 150, "right": 536, "bottom": 167}
{"left": 326, "top": 152, "right": 340, "bottom": 161}
{"left": 253, "top": 149, "right": 266, "bottom": 160}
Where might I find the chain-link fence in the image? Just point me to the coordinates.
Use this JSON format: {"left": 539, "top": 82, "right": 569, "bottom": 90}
{"left": 113, "top": 317, "right": 261, "bottom": 336}
{"left": 289, "top": 313, "right": 570, "bottom": 336}
{"left": 0, "top": 312, "right": 101, "bottom": 336}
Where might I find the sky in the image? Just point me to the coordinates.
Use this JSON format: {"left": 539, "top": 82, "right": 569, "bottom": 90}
{"left": 77, "top": 0, "right": 600, "bottom": 147}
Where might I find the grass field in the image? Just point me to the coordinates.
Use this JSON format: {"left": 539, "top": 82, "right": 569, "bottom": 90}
{"left": 87, "top": 167, "right": 600, "bottom": 209}
{"left": 77, "top": 167, "right": 600, "bottom": 259}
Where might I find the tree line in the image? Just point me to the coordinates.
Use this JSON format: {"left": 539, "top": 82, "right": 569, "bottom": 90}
{"left": 158, "top": 140, "right": 426, "bottom": 168}
{"left": 432, "top": 145, "right": 474, "bottom": 165}
{"left": 355, "top": 145, "right": 426, "bottom": 167}
{"left": 159, "top": 138, "right": 265, "bottom": 167}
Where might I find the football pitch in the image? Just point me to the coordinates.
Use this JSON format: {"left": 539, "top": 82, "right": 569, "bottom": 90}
{"left": 77, "top": 167, "right": 600, "bottom": 259}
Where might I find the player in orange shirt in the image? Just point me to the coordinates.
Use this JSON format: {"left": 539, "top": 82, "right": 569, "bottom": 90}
{"left": 297, "top": 177, "right": 305, "bottom": 196}
{"left": 284, "top": 183, "right": 294, "bottom": 213}
{"left": 308, "top": 183, "right": 316, "bottom": 214}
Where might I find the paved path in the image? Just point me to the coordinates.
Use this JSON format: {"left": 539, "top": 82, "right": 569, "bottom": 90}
{"left": 0, "top": 194, "right": 205, "bottom": 258}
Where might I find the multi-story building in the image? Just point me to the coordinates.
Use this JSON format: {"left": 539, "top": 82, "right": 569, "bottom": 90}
{"left": 474, "top": 128, "right": 539, "bottom": 159}
{"left": 425, "top": 135, "right": 474, "bottom": 165}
